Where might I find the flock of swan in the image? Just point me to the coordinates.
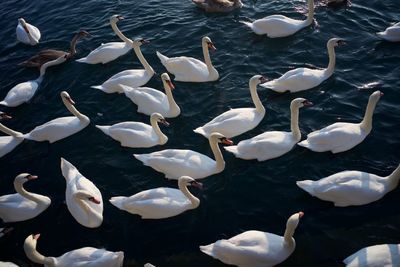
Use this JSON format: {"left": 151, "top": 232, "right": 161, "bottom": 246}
{"left": 1, "top": 1, "right": 399, "bottom": 266}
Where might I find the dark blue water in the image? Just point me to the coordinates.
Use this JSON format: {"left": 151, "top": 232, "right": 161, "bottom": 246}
{"left": 0, "top": 0, "right": 399, "bottom": 266}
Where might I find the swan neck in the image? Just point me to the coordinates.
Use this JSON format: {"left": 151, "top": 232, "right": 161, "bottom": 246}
{"left": 150, "top": 117, "right": 167, "bottom": 144}
{"left": 249, "top": 81, "right": 265, "bottom": 113}
{"left": 14, "top": 180, "right": 43, "bottom": 205}
{"left": 290, "top": 105, "right": 301, "bottom": 141}
{"left": 74, "top": 194, "right": 91, "bottom": 214}
{"left": 360, "top": 97, "right": 378, "bottom": 132}
{"left": 202, "top": 41, "right": 216, "bottom": 76}
{"left": 325, "top": 42, "right": 336, "bottom": 76}
{"left": 163, "top": 84, "right": 180, "bottom": 116}
{"left": 283, "top": 225, "right": 296, "bottom": 247}
{"left": 25, "top": 27, "right": 36, "bottom": 45}
{"left": 209, "top": 137, "right": 224, "bottom": 172}
{"left": 111, "top": 20, "right": 131, "bottom": 44}
{"left": 305, "top": 0, "right": 314, "bottom": 25}
{"left": 133, "top": 45, "right": 154, "bottom": 75}
{"left": 178, "top": 181, "right": 200, "bottom": 209}
{"left": 387, "top": 165, "right": 400, "bottom": 190}
{"left": 62, "top": 98, "right": 87, "bottom": 121}
{"left": 25, "top": 244, "right": 54, "bottom": 265}
{"left": 68, "top": 33, "right": 81, "bottom": 56}
{"left": 0, "top": 123, "right": 22, "bottom": 137}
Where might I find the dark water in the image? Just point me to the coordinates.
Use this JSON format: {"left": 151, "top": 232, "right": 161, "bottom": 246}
{"left": 0, "top": 0, "right": 399, "bottom": 266}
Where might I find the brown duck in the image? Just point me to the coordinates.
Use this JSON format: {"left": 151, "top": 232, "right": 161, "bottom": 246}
{"left": 19, "top": 30, "right": 90, "bottom": 68}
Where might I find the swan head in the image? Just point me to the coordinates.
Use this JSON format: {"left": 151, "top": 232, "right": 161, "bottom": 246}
{"left": 250, "top": 75, "right": 268, "bottom": 86}
{"left": 73, "top": 191, "right": 101, "bottom": 204}
{"left": 24, "top": 233, "right": 41, "bottom": 255}
{"left": 110, "top": 15, "right": 124, "bottom": 24}
{"left": 209, "top": 132, "right": 234, "bottom": 145}
{"left": 291, "top": 98, "right": 313, "bottom": 109}
{"left": 60, "top": 91, "right": 76, "bottom": 105}
{"left": 178, "top": 176, "right": 203, "bottom": 189}
{"left": 151, "top": 113, "right": 169, "bottom": 126}
{"left": 286, "top": 211, "right": 304, "bottom": 232}
{"left": 18, "top": 18, "right": 30, "bottom": 33}
{"left": 77, "top": 30, "right": 91, "bottom": 38}
{"left": 161, "top": 73, "right": 175, "bottom": 90}
{"left": 131, "top": 38, "right": 150, "bottom": 47}
{"left": 328, "top": 38, "right": 346, "bottom": 48}
{"left": 369, "top": 90, "right": 384, "bottom": 103}
{"left": 202, "top": 36, "right": 216, "bottom": 51}
{"left": 0, "top": 112, "right": 12, "bottom": 121}
{"left": 15, "top": 173, "right": 38, "bottom": 185}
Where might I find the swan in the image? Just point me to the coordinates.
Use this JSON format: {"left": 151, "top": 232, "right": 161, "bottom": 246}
{"left": 91, "top": 38, "right": 154, "bottom": 93}
{"left": 192, "top": 0, "right": 243, "bottom": 12}
{"left": 110, "top": 176, "right": 202, "bottom": 219}
{"left": 297, "top": 164, "right": 400, "bottom": 207}
{"left": 260, "top": 38, "right": 345, "bottom": 93}
{"left": 96, "top": 113, "right": 169, "bottom": 148}
{"left": 0, "top": 56, "right": 67, "bottom": 107}
{"left": 194, "top": 75, "right": 266, "bottom": 139}
{"left": 24, "top": 91, "right": 90, "bottom": 143}
{"left": 377, "top": 22, "right": 400, "bottom": 42}
{"left": 0, "top": 173, "right": 51, "bottom": 222}
{"left": 225, "top": 98, "right": 313, "bottom": 161}
{"left": 241, "top": 0, "right": 314, "bottom": 38}
{"left": 156, "top": 36, "right": 219, "bottom": 82}
{"left": 123, "top": 73, "right": 180, "bottom": 118}
{"left": 16, "top": 18, "right": 40, "bottom": 45}
{"left": 298, "top": 90, "right": 383, "bottom": 153}
{"left": 200, "top": 211, "right": 304, "bottom": 267}
{"left": 0, "top": 123, "right": 24, "bottom": 158}
{"left": 134, "top": 132, "right": 233, "bottom": 180}
{"left": 19, "top": 30, "right": 90, "bottom": 68}
{"left": 0, "top": 262, "right": 18, "bottom": 267}
{"left": 76, "top": 15, "right": 132, "bottom": 64}
{"left": 24, "top": 234, "right": 124, "bottom": 267}
{"left": 144, "top": 264, "right": 155, "bottom": 267}
{"left": 344, "top": 244, "right": 400, "bottom": 267}
{"left": 61, "top": 158, "right": 103, "bottom": 228}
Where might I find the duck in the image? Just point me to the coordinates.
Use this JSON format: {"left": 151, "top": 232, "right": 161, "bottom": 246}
{"left": 377, "top": 22, "right": 400, "bottom": 42}
{"left": 225, "top": 98, "right": 313, "bottom": 161}
{"left": 200, "top": 211, "right": 304, "bottom": 267}
{"left": 194, "top": 75, "right": 266, "bottom": 139}
{"left": 24, "top": 91, "right": 90, "bottom": 143}
{"left": 110, "top": 176, "right": 202, "bottom": 219}
{"left": 24, "top": 234, "right": 124, "bottom": 267}
{"left": 344, "top": 244, "right": 400, "bottom": 267}
{"left": 91, "top": 38, "right": 154, "bottom": 93}
{"left": 76, "top": 15, "right": 132, "bottom": 64}
{"left": 61, "top": 158, "right": 103, "bottom": 228}
{"left": 16, "top": 18, "right": 40, "bottom": 45}
{"left": 297, "top": 164, "right": 400, "bottom": 207}
{"left": 134, "top": 132, "right": 233, "bottom": 180}
{"left": 96, "top": 113, "right": 169, "bottom": 148}
{"left": 298, "top": 90, "right": 383, "bottom": 153}
{"left": 0, "top": 173, "right": 51, "bottom": 222}
{"left": 0, "top": 55, "right": 67, "bottom": 107}
{"left": 241, "top": 0, "right": 314, "bottom": 38}
{"left": 192, "top": 0, "right": 243, "bottom": 13}
{"left": 156, "top": 36, "right": 219, "bottom": 82}
{"left": 123, "top": 73, "right": 180, "bottom": 118}
{"left": 261, "top": 38, "right": 345, "bottom": 93}
{"left": 0, "top": 122, "right": 24, "bottom": 158}
{"left": 19, "top": 30, "right": 90, "bottom": 68}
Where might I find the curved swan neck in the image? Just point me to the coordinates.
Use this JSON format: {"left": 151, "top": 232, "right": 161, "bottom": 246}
{"left": 290, "top": 104, "right": 301, "bottom": 141}
{"left": 133, "top": 45, "right": 154, "bottom": 75}
{"left": 283, "top": 224, "right": 296, "bottom": 247}
{"left": 68, "top": 33, "right": 81, "bottom": 56}
{"left": 163, "top": 84, "right": 180, "bottom": 116}
{"left": 178, "top": 180, "right": 200, "bottom": 209}
{"left": 304, "top": 0, "right": 314, "bottom": 25}
{"left": 325, "top": 42, "right": 336, "bottom": 77}
{"left": 14, "top": 180, "right": 44, "bottom": 205}
{"left": 150, "top": 117, "right": 167, "bottom": 144}
{"left": 249, "top": 80, "right": 265, "bottom": 113}
{"left": 24, "top": 243, "right": 54, "bottom": 265}
{"left": 0, "top": 123, "right": 22, "bottom": 137}
{"left": 111, "top": 19, "right": 131, "bottom": 44}
{"left": 360, "top": 97, "right": 379, "bottom": 132}
{"left": 209, "top": 137, "right": 224, "bottom": 172}
{"left": 74, "top": 193, "right": 92, "bottom": 214}
{"left": 386, "top": 165, "right": 400, "bottom": 191}
{"left": 202, "top": 41, "right": 216, "bottom": 77}
{"left": 62, "top": 97, "right": 87, "bottom": 121}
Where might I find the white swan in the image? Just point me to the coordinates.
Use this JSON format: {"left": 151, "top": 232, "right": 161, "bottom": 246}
{"left": 96, "top": 113, "right": 169, "bottom": 148}
{"left": 156, "top": 36, "right": 219, "bottom": 82}
{"left": 241, "top": 0, "right": 314, "bottom": 38}
{"left": 0, "top": 174, "right": 51, "bottom": 222}
{"left": 16, "top": 18, "right": 40, "bottom": 45}
{"left": 144, "top": 264, "right": 155, "bottom": 267}
{"left": 0, "top": 123, "right": 24, "bottom": 158}
{"left": 24, "top": 234, "right": 124, "bottom": 267}
{"left": 225, "top": 98, "right": 313, "bottom": 161}
{"left": 0, "top": 56, "right": 67, "bottom": 107}
{"left": 0, "top": 262, "right": 18, "bottom": 267}
{"left": 110, "top": 176, "right": 202, "bottom": 219}
{"left": 194, "top": 75, "right": 266, "bottom": 139}
{"left": 24, "top": 91, "right": 90, "bottom": 143}
{"left": 298, "top": 90, "right": 383, "bottom": 153}
{"left": 61, "top": 158, "right": 103, "bottom": 228}
{"left": 123, "top": 73, "right": 180, "bottom": 118}
{"left": 261, "top": 38, "right": 345, "bottom": 93}
{"left": 377, "top": 22, "right": 400, "bottom": 42}
{"left": 134, "top": 132, "right": 233, "bottom": 180}
{"left": 297, "top": 164, "right": 400, "bottom": 207}
{"left": 200, "top": 211, "right": 304, "bottom": 267}
{"left": 91, "top": 38, "right": 154, "bottom": 93}
{"left": 76, "top": 15, "right": 132, "bottom": 64}
{"left": 344, "top": 244, "right": 400, "bottom": 267}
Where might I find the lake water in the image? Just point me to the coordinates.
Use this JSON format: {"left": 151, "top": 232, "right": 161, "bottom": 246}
{"left": 0, "top": 0, "right": 399, "bottom": 266}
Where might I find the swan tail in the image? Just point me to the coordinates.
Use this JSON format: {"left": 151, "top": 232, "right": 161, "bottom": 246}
{"left": 95, "top": 125, "right": 110, "bottom": 135}
{"left": 156, "top": 51, "right": 169, "bottom": 65}
{"left": 240, "top": 20, "right": 253, "bottom": 30}
{"left": 199, "top": 244, "right": 215, "bottom": 257}
{"left": 109, "top": 197, "right": 127, "bottom": 210}
{"left": 296, "top": 180, "right": 315, "bottom": 195}
{"left": 297, "top": 140, "right": 310, "bottom": 148}
{"left": 193, "top": 127, "right": 209, "bottom": 138}
{"left": 224, "top": 145, "right": 239, "bottom": 155}
{"left": 133, "top": 154, "right": 150, "bottom": 165}
{"left": 376, "top": 31, "right": 386, "bottom": 39}
{"left": 0, "top": 101, "right": 9, "bottom": 106}
{"left": 60, "top": 158, "right": 77, "bottom": 180}
{"left": 76, "top": 57, "right": 88, "bottom": 63}
{"left": 144, "top": 264, "right": 156, "bottom": 267}
{"left": 91, "top": 85, "right": 105, "bottom": 91}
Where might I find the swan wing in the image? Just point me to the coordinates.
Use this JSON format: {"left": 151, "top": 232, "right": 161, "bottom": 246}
{"left": 163, "top": 56, "right": 209, "bottom": 80}
{"left": 1, "top": 81, "right": 38, "bottom": 107}
{"left": 0, "top": 136, "right": 24, "bottom": 158}
{"left": 343, "top": 244, "right": 400, "bottom": 267}
{"left": 252, "top": 16, "right": 303, "bottom": 37}
{"left": 0, "top": 193, "right": 49, "bottom": 222}
{"left": 78, "top": 42, "right": 131, "bottom": 64}
{"left": 107, "top": 122, "right": 156, "bottom": 147}
{"left": 102, "top": 69, "right": 151, "bottom": 89}
{"left": 57, "top": 248, "right": 124, "bottom": 267}
{"left": 125, "top": 87, "right": 168, "bottom": 115}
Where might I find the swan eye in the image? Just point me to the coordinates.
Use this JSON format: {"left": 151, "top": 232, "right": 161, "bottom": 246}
{"left": 259, "top": 76, "right": 268, "bottom": 83}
